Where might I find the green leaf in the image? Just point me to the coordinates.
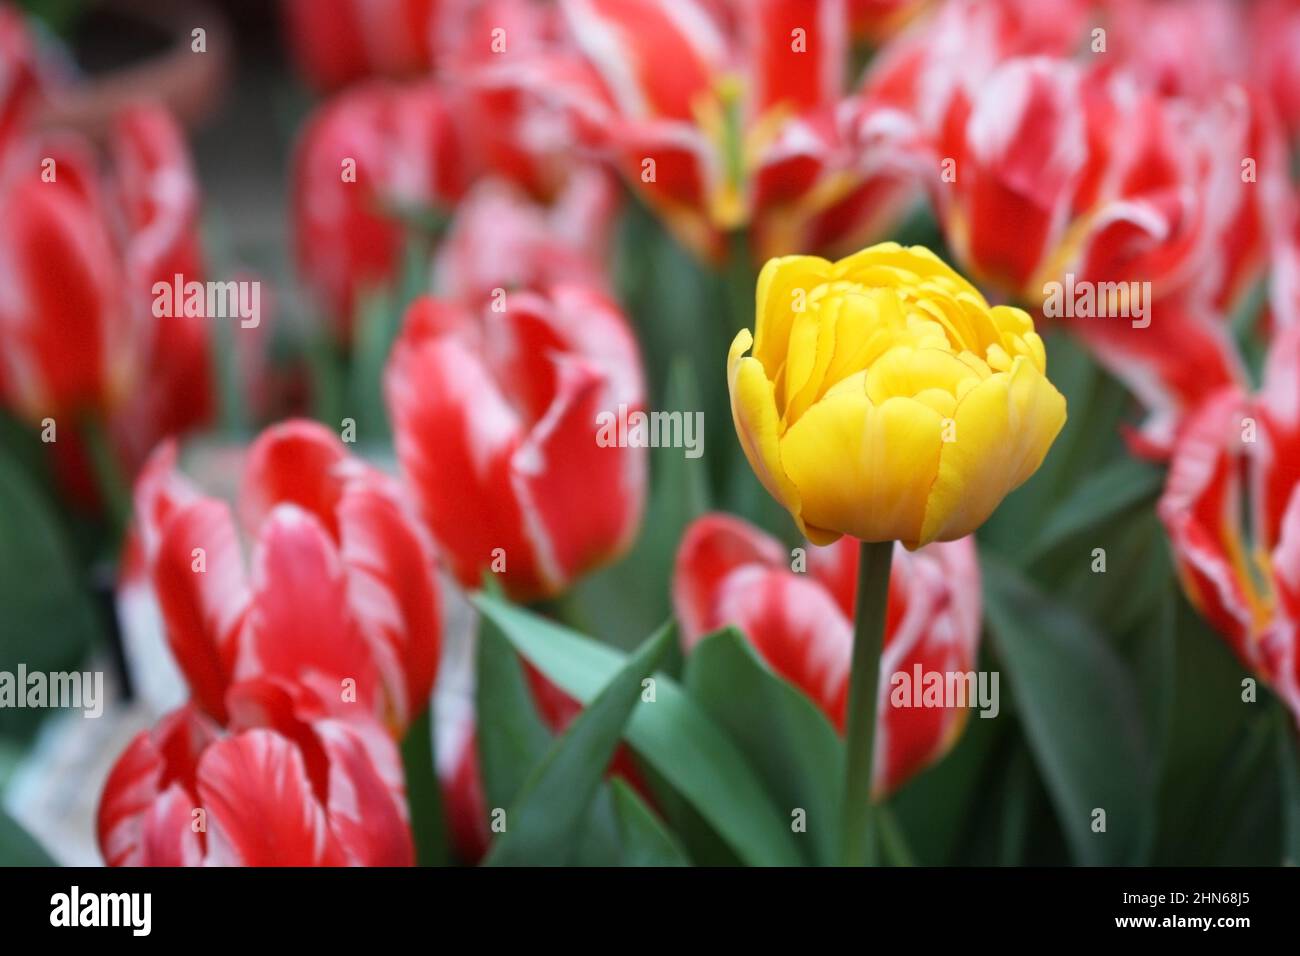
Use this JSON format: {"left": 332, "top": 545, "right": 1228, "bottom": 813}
{"left": 1024, "top": 456, "right": 1164, "bottom": 564}
{"left": 610, "top": 778, "right": 690, "bottom": 866}
{"left": 0, "top": 447, "right": 104, "bottom": 739}
{"left": 1179, "top": 716, "right": 1280, "bottom": 864}
{"left": 472, "top": 594, "right": 801, "bottom": 866}
{"left": 982, "top": 555, "right": 1152, "bottom": 865}
{"left": 568, "top": 358, "right": 711, "bottom": 648}
{"left": 1148, "top": 601, "right": 1263, "bottom": 863}
{"left": 1276, "top": 707, "right": 1300, "bottom": 866}
{"left": 0, "top": 806, "right": 55, "bottom": 866}
{"left": 475, "top": 613, "right": 554, "bottom": 813}
{"left": 876, "top": 804, "right": 917, "bottom": 867}
{"left": 683, "top": 628, "right": 842, "bottom": 865}
{"left": 889, "top": 689, "right": 1005, "bottom": 865}
{"left": 485, "top": 622, "right": 673, "bottom": 866}
{"left": 399, "top": 705, "right": 449, "bottom": 866}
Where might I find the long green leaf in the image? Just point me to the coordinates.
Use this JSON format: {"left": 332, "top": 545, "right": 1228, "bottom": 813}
{"left": 485, "top": 622, "right": 673, "bottom": 865}
{"left": 1024, "top": 456, "right": 1164, "bottom": 563}
{"left": 475, "top": 613, "right": 553, "bottom": 813}
{"left": 0, "top": 447, "right": 104, "bottom": 738}
{"left": 0, "top": 807, "right": 55, "bottom": 866}
{"left": 683, "top": 628, "right": 842, "bottom": 865}
{"left": 1276, "top": 706, "right": 1300, "bottom": 866}
{"left": 982, "top": 555, "right": 1152, "bottom": 865}
{"left": 568, "top": 358, "right": 710, "bottom": 648}
{"left": 472, "top": 594, "right": 801, "bottom": 866}
{"left": 610, "top": 779, "right": 690, "bottom": 866}
{"left": 399, "top": 705, "right": 449, "bottom": 866}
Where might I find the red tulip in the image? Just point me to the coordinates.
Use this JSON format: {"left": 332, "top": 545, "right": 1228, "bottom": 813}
{"left": 291, "top": 80, "right": 470, "bottom": 340}
{"left": 123, "top": 419, "right": 441, "bottom": 733}
{"left": 559, "top": 0, "right": 915, "bottom": 261}
{"left": 281, "top": 0, "right": 442, "bottom": 91}
{"left": 1158, "top": 326, "right": 1300, "bottom": 727}
{"left": 98, "top": 690, "right": 413, "bottom": 866}
{"left": 0, "top": 4, "right": 41, "bottom": 165}
{"left": 436, "top": 0, "right": 614, "bottom": 199}
{"left": 913, "top": 52, "right": 1276, "bottom": 456}
{"left": 673, "top": 513, "right": 982, "bottom": 796}
{"left": 0, "top": 135, "right": 125, "bottom": 423}
{"left": 105, "top": 107, "right": 217, "bottom": 471}
{"left": 0, "top": 104, "right": 215, "bottom": 496}
{"left": 434, "top": 167, "right": 619, "bottom": 308}
{"left": 385, "top": 284, "right": 646, "bottom": 601}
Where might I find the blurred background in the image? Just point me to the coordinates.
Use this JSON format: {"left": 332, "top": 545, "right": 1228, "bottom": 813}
{"left": 1, "top": 0, "right": 1298, "bottom": 867}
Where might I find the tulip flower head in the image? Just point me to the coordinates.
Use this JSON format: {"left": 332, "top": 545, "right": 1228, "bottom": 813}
{"left": 728, "top": 242, "right": 1066, "bottom": 548}
{"left": 122, "top": 420, "right": 442, "bottom": 734}
{"left": 1159, "top": 327, "right": 1300, "bottom": 726}
{"left": 98, "top": 695, "right": 413, "bottom": 866}
{"left": 674, "top": 513, "right": 983, "bottom": 796}
{"left": 386, "top": 286, "right": 647, "bottom": 601}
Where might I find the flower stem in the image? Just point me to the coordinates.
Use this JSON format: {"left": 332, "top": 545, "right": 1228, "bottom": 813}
{"left": 80, "top": 416, "right": 130, "bottom": 544}
{"left": 840, "top": 538, "right": 894, "bottom": 866}
{"left": 400, "top": 704, "right": 448, "bottom": 866}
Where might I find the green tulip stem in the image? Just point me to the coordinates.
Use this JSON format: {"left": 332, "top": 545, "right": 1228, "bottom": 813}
{"left": 840, "top": 538, "right": 894, "bottom": 866}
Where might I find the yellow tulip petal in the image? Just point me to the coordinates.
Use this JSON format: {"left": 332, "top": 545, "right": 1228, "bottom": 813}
{"left": 865, "top": 347, "right": 981, "bottom": 404}
{"left": 784, "top": 297, "right": 846, "bottom": 425}
{"left": 735, "top": 245, "right": 1065, "bottom": 547}
{"left": 780, "top": 390, "right": 945, "bottom": 547}
{"left": 728, "top": 328, "right": 803, "bottom": 519}
{"left": 832, "top": 242, "right": 984, "bottom": 301}
{"left": 822, "top": 290, "right": 905, "bottom": 388}
{"left": 919, "top": 357, "right": 1067, "bottom": 545}
{"left": 754, "top": 255, "right": 832, "bottom": 375}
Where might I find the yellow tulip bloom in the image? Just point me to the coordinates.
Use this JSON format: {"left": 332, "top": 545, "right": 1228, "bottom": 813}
{"left": 728, "top": 243, "right": 1067, "bottom": 549}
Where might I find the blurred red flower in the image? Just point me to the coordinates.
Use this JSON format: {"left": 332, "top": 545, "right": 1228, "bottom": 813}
{"left": 385, "top": 283, "right": 646, "bottom": 601}
{"left": 673, "top": 513, "right": 982, "bottom": 796}
{"left": 98, "top": 694, "right": 412, "bottom": 866}
{"left": 291, "top": 80, "right": 470, "bottom": 341}
{"left": 122, "top": 419, "right": 442, "bottom": 733}
{"left": 281, "top": 0, "right": 444, "bottom": 91}
{"left": 1159, "top": 326, "right": 1300, "bottom": 727}
{"left": 559, "top": 0, "right": 917, "bottom": 261}
{"left": 0, "top": 4, "right": 42, "bottom": 163}
{"left": 0, "top": 105, "right": 214, "bottom": 482}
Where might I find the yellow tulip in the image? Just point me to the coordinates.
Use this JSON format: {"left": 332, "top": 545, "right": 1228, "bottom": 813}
{"left": 728, "top": 242, "right": 1067, "bottom": 549}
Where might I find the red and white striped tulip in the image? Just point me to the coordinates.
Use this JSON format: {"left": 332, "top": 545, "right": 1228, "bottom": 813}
{"left": 673, "top": 513, "right": 982, "bottom": 796}
{"left": 560, "top": 0, "right": 916, "bottom": 261}
{"left": 281, "top": 0, "right": 443, "bottom": 91}
{"left": 0, "top": 104, "right": 215, "bottom": 497}
{"left": 122, "top": 419, "right": 442, "bottom": 733}
{"left": 921, "top": 54, "right": 1276, "bottom": 455}
{"left": 291, "top": 80, "right": 470, "bottom": 340}
{"left": 434, "top": 167, "right": 619, "bottom": 308}
{"left": 98, "top": 693, "right": 412, "bottom": 866}
{"left": 385, "top": 284, "right": 646, "bottom": 601}
{"left": 1158, "top": 326, "right": 1300, "bottom": 727}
